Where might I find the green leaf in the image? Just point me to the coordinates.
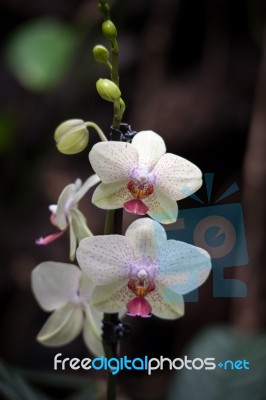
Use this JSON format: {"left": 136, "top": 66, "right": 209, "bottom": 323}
{"left": 5, "top": 17, "right": 82, "bottom": 92}
{"left": 0, "top": 361, "right": 52, "bottom": 400}
{"left": 168, "top": 325, "right": 266, "bottom": 400}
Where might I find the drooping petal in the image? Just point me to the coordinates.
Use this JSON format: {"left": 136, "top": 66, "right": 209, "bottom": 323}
{"left": 148, "top": 284, "right": 184, "bottom": 319}
{"left": 70, "top": 208, "right": 93, "bottom": 241}
{"left": 131, "top": 131, "right": 166, "bottom": 171}
{"left": 31, "top": 262, "right": 81, "bottom": 311}
{"left": 35, "top": 231, "right": 64, "bottom": 245}
{"left": 56, "top": 183, "right": 77, "bottom": 230}
{"left": 68, "top": 217, "right": 77, "bottom": 261}
{"left": 73, "top": 174, "right": 101, "bottom": 203}
{"left": 145, "top": 188, "right": 178, "bottom": 224}
{"left": 77, "top": 236, "right": 134, "bottom": 285}
{"left": 125, "top": 218, "right": 167, "bottom": 260}
{"left": 153, "top": 153, "right": 202, "bottom": 200}
{"left": 37, "top": 303, "right": 83, "bottom": 346}
{"left": 89, "top": 141, "right": 138, "bottom": 183}
{"left": 123, "top": 199, "right": 149, "bottom": 215}
{"left": 92, "top": 180, "right": 130, "bottom": 209}
{"left": 90, "top": 282, "right": 130, "bottom": 313}
{"left": 82, "top": 303, "right": 104, "bottom": 356}
{"left": 126, "top": 297, "right": 152, "bottom": 317}
{"left": 157, "top": 240, "right": 211, "bottom": 295}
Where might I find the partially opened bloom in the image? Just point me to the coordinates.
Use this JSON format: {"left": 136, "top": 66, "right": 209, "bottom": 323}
{"left": 89, "top": 130, "right": 202, "bottom": 224}
{"left": 31, "top": 261, "right": 104, "bottom": 356}
{"left": 76, "top": 218, "right": 211, "bottom": 319}
{"left": 36, "top": 174, "right": 100, "bottom": 260}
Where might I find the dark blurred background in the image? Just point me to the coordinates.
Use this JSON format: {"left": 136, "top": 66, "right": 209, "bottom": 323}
{"left": 1, "top": 0, "right": 266, "bottom": 399}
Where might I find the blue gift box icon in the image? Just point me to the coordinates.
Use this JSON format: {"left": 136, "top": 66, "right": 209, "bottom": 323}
{"left": 166, "top": 173, "right": 249, "bottom": 300}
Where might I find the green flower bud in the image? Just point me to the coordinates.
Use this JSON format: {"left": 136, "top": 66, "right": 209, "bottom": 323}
{"left": 54, "top": 119, "right": 89, "bottom": 155}
{"left": 93, "top": 45, "right": 110, "bottom": 64}
{"left": 102, "top": 20, "right": 117, "bottom": 40}
{"left": 96, "top": 79, "right": 121, "bottom": 102}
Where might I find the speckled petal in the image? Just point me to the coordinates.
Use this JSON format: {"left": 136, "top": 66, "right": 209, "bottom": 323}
{"left": 153, "top": 153, "right": 202, "bottom": 200}
{"left": 76, "top": 236, "right": 134, "bottom": 285}
{"left": 31, "top": 262, "right": 81, "bottom": 311}
{"left": 92, "top": 180, "right": 131, "bottom": 209}
{"left": 148, "top": 284, "right": 184, "bottom": 319}
{"left": 89, "top": 142, "right": 138, "bottom": 183}
{"left": 157, "top": 240, "right": 211, "bottom": 295}
{"left": 131, "top": 131, "right": 166, "bottom": 171}
{"left": 145, "top": 188, "right": 178, "bottom": 224}
{"left": 125, "top": 218, "right": 167, "bottom": 260}
{"left": 90, "top": 282, "right": 131, "bottom": 313}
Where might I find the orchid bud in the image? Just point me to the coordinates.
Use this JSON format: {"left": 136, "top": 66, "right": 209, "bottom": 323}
{"left": 54, "top": 119, "right": 89, "bottom": 155}
{"left": 102, "top": 20, "right": 117, "bottom": 40}
{"left": 96, "top": 78, "right": 121, "bottom": 102}
{"left": 93, "top": 45, "right": 110, "bottom": 64}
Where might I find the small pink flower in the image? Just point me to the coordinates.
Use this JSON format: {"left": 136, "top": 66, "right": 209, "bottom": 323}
{"left": 36, "top": 174, "right": 100, "bottom": 260}
{"left": 89, "top": 130, "right": 202, "bottom": 224}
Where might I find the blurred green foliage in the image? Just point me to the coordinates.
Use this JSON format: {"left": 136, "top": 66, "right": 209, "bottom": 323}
{"left": 0, "top": 359, "right": 103, "bottom": 400}
{"left": 168, "top": 326, "right": 266, "bottom": 400}
{"left": 5, "top": 18, "right": 83, "bottom": 92}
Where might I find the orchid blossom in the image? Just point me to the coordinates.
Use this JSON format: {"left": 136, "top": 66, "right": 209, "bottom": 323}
{"left": 76, "top": 218, "right": 211, "bottom": 319}
{"left": 36, "top": 174, "right": 100, "bottom": 260}
{"left": 89, "top": 130, "right": 202, "bottom": 224}
{"left": 31, "top": 261, "right": 104, "bottom": 356}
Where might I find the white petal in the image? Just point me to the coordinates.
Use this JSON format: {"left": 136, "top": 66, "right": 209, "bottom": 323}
{"left": 157, "top": 241, "right": 211, "bottom": 294}
{"left": 74, "top": 174, "right": 100, "bottom": 203}
{"left": 132, "top": 131, "right": 166, "bottom": 171}
{"left": 149, "top": 284, "right": 184, "bottom": 319}
{"left": 70, "top": 208, "right": 93, "bottom": 241}
{"left": 82, "top": 304, "right": 104, "bottom": 356}
{"left": 76, "top": 236, "right": 134, "bottom": 285}
{"left": 79, "top": 272, "right": 96, "bottom": 300}
{"left": 49, "top": 204, "right": 57, "bottom": 214}
{"left": 31, "top": 262, "right": 81, "bottom": 311}
{"left": 125, "top": 218, "right": 167, "bottom": 260}
{"left": 153, "top": 153, "right": 202, "bottom": 200}
{"left": 92, "top": 180, "right": 131, "bottom": 209}
{"left": 145, "top": 188, "right": 178, "bottom": 224}
{"left": 89, "top": 142, "right": 138, "bottom": 183}
{"left": 37, "top": 303, "right": 83, "bottom": 346}
{"left": 90, "top": 282, "right": 130, "bottom": 313}
{"left": 69, "top": 219, "right": 77, "bottom": 261}
{"left": 56, "top": 183, "right": 76, "bottom": 230}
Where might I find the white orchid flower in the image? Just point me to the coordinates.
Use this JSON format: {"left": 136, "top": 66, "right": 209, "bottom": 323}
{"left": 31, "top": 261, "right": 104, "bottom": 356}
{"left": 36, "top": 174, "right": 100, "bottom": 260}
{"left": 76, "top": 218, "right": 211, "bottom": 319}
{"left": 89, "top": 130, "right": 202, "bottom": 224}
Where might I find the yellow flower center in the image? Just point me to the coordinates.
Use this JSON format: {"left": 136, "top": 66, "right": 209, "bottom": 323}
{"left": 127, "top": 180, "right": 154, "bottom": 199}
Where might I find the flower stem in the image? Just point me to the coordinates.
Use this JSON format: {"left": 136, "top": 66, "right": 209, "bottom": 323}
{"left": 84, "top": 121, "right": 108, "bottom": 142}
{"left": 103, "top": 209, "right": 123, "bottom": 400}
{"left": 99, "top": 0, "right": 124, "bottom": 129}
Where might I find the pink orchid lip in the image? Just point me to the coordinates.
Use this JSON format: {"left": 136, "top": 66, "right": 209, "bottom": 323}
{"left": 35, "top": 231, "right": 64, "bottom": 245}
{"left": 124, "top": 199, "right": 149, "bottom": 215}
{"left": 126, "top": 297, "right": 152, "bottom": 318}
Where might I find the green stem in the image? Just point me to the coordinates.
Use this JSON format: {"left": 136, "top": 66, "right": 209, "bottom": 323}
{"left": 85, "top": 121, "right": 108, "bottom": 141}
{"left": 111, "top": 41, "right": 119, "bottom": 86}
{"left": 102, "top": 209, "right": 123, "bottom": 400}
